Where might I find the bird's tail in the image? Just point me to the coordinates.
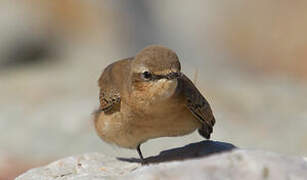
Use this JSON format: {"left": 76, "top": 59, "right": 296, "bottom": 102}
{"left": 198, "top": 117, "right": 215, "bottom": 139}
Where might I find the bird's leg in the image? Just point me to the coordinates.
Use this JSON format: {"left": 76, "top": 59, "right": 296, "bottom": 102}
{"left": 137, "top": 144, "right": 147, "bottom": 165}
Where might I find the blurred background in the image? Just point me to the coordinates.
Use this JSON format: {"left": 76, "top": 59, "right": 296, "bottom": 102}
{"left": 1, "top": 0, "right": 307, "bottom": 179}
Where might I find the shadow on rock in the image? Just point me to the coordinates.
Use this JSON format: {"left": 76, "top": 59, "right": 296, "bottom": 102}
{"left": 118, "top": 140, "right": 237, "bottom": 164}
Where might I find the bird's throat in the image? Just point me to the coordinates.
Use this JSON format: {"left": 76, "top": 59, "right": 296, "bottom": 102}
{"left": 130, "top": 79, "right": 178, "bottom": 112}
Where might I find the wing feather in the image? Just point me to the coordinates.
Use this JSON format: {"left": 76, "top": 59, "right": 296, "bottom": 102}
{"left": 178, "top": 74, "right": 215, "bottom": 139}
{"left": 97, "top": 58, "right": 133, "bottom": 113}
{"left": 97, "top": 62, "right": 121, "bottom": 113}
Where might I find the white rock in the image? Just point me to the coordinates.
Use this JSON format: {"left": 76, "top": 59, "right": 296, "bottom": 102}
{"left": 16, "top": 152, "right": 140, "bottom": 180}
{"left": 16, "top": 141, "right": 307, "bottom": 180}
{"left": 125, "top": 150, "right": 307, "bottom": 180}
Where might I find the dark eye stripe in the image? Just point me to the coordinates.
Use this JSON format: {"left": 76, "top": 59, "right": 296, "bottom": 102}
{"left": 151, "top": 74, "right": 165, "bottom": 80}
{"left": 135, "top": 72, "right": 180, "bottom": 82}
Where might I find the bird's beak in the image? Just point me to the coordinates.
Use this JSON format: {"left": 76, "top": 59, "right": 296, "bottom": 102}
{"left": 166, "top": 72, "right": 181, "bottom": 80}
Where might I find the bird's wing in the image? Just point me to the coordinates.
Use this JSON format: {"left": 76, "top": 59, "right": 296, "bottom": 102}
{"left": 178, "top": 74, "right": 215, "bottom": 139}
{"left": 98, "top": 62, "right": 121, "bottom": 113}
{"left": 96, "top": 58, "right": 133, "bottom": 113}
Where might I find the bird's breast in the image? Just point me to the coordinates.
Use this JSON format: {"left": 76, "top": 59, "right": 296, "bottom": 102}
{"left": 95, "top": 89, "right": 201, "bottom": 149}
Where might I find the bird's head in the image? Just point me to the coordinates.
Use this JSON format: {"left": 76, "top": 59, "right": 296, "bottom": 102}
{"left": 129, "top": 45, "right": 181, "bottom": 105}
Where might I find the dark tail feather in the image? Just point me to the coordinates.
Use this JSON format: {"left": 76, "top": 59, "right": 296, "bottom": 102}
{"left": 198, "top": 127, "right": 211, "bottom": 139}
{"left": 198, "top": 117, "right": 215, "bottom": 139}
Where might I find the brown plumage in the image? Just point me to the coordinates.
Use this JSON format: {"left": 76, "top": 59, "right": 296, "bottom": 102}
{"left": 94, "top": 45, "right": 215, "bottom": 164}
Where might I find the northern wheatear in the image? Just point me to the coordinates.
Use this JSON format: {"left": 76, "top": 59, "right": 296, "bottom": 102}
{"left": 94, "top": 45, "right": 215, "bottom": 164}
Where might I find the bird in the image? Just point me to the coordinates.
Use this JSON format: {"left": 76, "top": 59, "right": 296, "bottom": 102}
{"left": 94, "top": 45, "right": 215, "bottom": 164}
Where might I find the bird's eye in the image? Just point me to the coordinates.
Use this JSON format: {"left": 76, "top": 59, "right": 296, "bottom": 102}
{"left": 142, "top": 71, "right": 152, "bottom": 80}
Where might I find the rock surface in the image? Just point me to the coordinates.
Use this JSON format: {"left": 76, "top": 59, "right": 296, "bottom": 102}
{"left": 16, "top": 141, "right": 307, "bottom": 180}
{"left": 16, "top": 153, "right": 139, "bottom": 180}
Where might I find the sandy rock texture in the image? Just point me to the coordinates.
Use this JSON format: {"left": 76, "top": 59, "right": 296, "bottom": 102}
{"left": 126, "top": 150, "right": 307, "bottom": 180}
{"left": 16, "top": 141, "right": 307, "bottom": 180}
{"left": 16, "top": 153, "right": 139, "bottom": 180}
